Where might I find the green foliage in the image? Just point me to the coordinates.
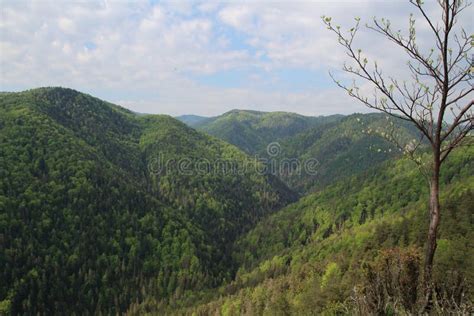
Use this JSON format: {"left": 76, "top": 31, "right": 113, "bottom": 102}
{"left": 191, "top": 109, "right": 343, "bottom": 156}
{"left": 170, "top": 146, "right": 473, "bottom": 315}
{"left": 1, "top": 87, "right": 472, "bottom": 314}
{"left": 190, "top": 110, "right": 420, "bottom": 193}
{"left": 270, "top": 113, "right": 420, "bottom": 192}
{"left": 0, "top": 88, "right": 295, "bottom": 314}
{"left": 175, "top": 115, "right": 209, "bottom": 126}
{"left": 320, "top": 262, "right": 341, "bottom": 289}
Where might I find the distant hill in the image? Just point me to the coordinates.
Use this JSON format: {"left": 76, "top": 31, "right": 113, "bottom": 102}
{"left": 276, "top": 113, "right": 420, "bottom": 192}
{"left": 190, "top": 109, "right": 343, "bottom": 155}
{"left": 0, "top": 87, "right": 296, "bottom": 314}
{"left": 187, "top": 109, "right": 419, "bottom": 193}
{"left": 175, "top": 114, "right": 209, "bottom": 126}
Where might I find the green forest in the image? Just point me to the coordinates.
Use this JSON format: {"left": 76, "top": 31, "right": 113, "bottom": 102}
{"left": 1, "top": 0, "right": 472, "bottom": 314}
{"left": 0, "top": 88, "right": 295, "bottom": 314}
{"left": 185, "top": 109, "right": 421, "bottom": 193}
{"left": 1, "top": 88, "right": 472, "bottom": 315}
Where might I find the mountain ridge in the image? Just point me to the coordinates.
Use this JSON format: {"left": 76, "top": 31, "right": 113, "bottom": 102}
{"left": 1, "top": 87, "right": 471, "bottom": 315}
{"left": 181, "top": 107, "right": 420, "bottom": 193}
{"left": 0, "top": 87, "right": 296, "bottom": 314}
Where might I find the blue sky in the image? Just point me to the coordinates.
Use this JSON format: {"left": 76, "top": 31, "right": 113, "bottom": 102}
{"left": 0, "top": 0, "right": 472, "bottom": 116}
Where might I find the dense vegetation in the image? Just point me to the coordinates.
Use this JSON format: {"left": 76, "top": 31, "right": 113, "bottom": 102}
{"left": 186, "top": 109, "right": 419, "bottom": 193}
{"left": 175, "top": 115, "right": 209, "bottom": 127}
{"left": 1, "top": 88, "right": 471, "bottom": 315}
{"left": 157, "top": 146, "right": 473, "bottom": 315}
{"left": 275, "top": 113, "right": 420, "bottom": 192}
{"left": 0, "top": 88, "right": 295, "bottom": 314}
{"left": 188, "top": 109, "right": 343, "bottom": 156}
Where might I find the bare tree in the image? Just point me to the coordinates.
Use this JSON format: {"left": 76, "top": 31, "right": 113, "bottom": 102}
{"left": 323, "top": 0, "right": 473, "bottom": 309}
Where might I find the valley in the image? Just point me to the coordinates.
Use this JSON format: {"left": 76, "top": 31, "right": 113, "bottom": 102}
{"left": 1, "top": 88, "right": 472, "bottom": 314}
{"left": 1, "top": 1, "right": 472, "bottom": 314}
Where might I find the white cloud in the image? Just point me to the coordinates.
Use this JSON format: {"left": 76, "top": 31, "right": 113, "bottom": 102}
{"left": 0, "top": 0, "right": 471, "bottom": 116}
{"left": 116, "top": 80, "right": 368, "bottom": 117}
{"left": 218, "top": 5, "right": 254, "bottom": 31}
{"left": 139, "top": 6, "right": 165, "bottom": 32}
{"left": 57, "top": 17, "right": 76, "bottom": 34}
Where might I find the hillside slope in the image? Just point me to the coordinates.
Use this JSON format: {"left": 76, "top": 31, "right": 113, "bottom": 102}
{"left": 0, "top": 88, "right": 296, "bottom": 314}
{"left": 191, "top": 109, "right": 342, "bottom": 155}
{"left": 276, "top": 113, "right": 420, "bottom": 192}
{"left": 175, "top": 114, "right": 209, "bottom": 126}
{"left": 154, "top": 146, "right": 474, "bottom": 315}
{"left": 189, "top": 109, "right": 420, "bottom": 193}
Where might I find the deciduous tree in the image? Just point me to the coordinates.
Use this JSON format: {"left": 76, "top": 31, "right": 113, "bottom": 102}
{"left": 323, "top": 0, "right": 473, "bottom": 309}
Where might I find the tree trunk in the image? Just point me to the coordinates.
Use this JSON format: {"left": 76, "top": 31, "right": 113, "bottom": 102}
{"left": 423, "top": 155, "right": 441, "bottom": 309}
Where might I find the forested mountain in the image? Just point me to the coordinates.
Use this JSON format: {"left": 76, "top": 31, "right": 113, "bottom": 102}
{"left": 175, "top": 115, "right": 209, "bottom": 126}
{"left": 150, "top": 146, "right": 473, "bottom": 315}
{"left": 188, "top": 109, "right": 343, "bottom": 155}
{"left": 185, "top": 109, "right": 420, "bottom": 193}
{"left": 0, "top": 88, "right": 296, "bottom": 314}
{"left": 1, "top": 88, "right": 471, "bottom": 315}
{"left": 275, "top": 113, "right": 420, "bottom": 192}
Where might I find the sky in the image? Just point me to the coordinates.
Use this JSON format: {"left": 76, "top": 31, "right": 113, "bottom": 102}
{"left": 0, "top": 0, "right": 472, "bottom": 116}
